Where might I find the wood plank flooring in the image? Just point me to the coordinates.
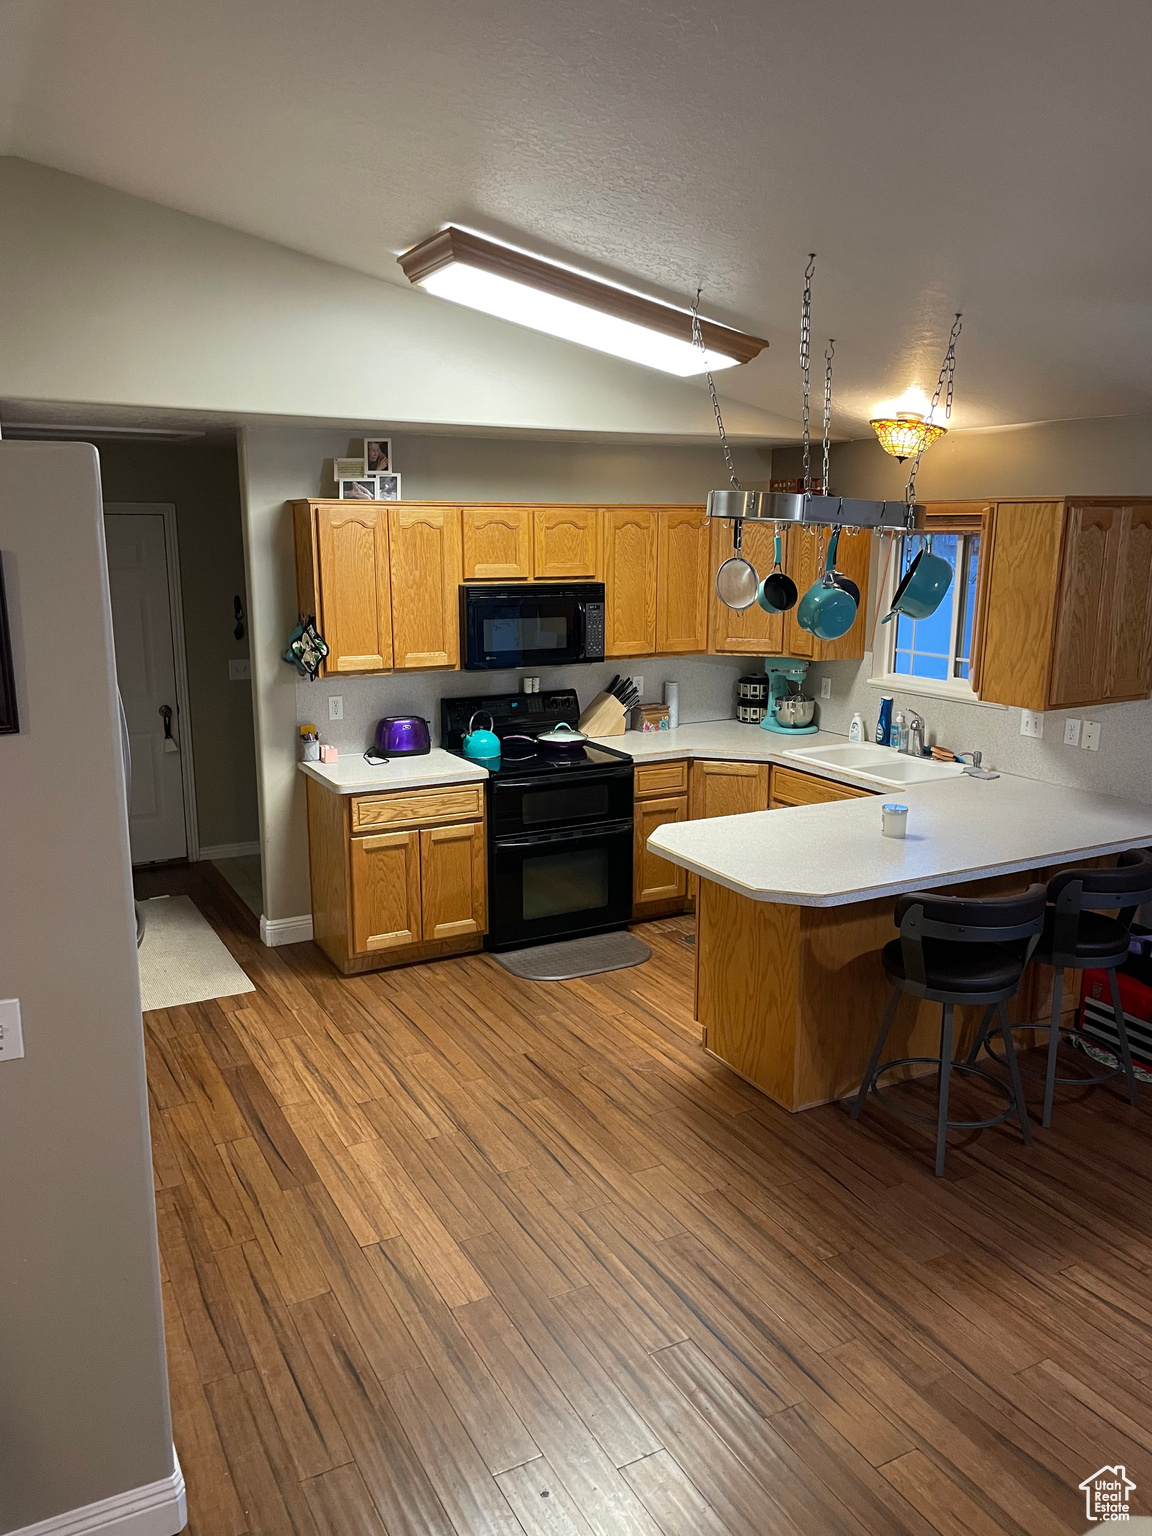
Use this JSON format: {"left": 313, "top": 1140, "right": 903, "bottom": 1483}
{"left": 139, "top": 865, "right": 1152, "bottom": 1535}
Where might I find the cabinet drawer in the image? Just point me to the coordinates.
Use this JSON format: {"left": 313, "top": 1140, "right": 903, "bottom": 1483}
{"left": 769, "top": 766, "right": 871, "bottom": 808}
{"left": 351, "top": 783, "right": 484, "bottom": 832}
{"left": 634, "top": 760, "right": 688, "bottom": 797}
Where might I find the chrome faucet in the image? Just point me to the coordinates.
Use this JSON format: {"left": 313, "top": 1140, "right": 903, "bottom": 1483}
{"left": 902, "top": 710, "right": 925, "bottom": 757}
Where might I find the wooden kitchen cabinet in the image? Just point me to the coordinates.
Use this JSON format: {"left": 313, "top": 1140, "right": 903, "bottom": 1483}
{"left": 974, "top": 497, "right": 1152, "bottom": 710}
{"left": 782, "top": 528, "right": 821, "bottom": 659}
{"left": 708, "top": 519, "right": 784, "bottom": 655}
{"left": 603, "top": 507, "right": 658, "bottom": 657}
{"left": 462, "top": 506, "right": 531, "bottom": 580}
{"left": 293, "top": 500, "right": 393, "bottom": 675}
{"left": 633, "top": 794, "right": 689, "bottom": 909}
{"left": 389, "top": 504, "right": 463, "bottom": 669}
{"left": 690, "top": 759, "right": 770, "bottom": 820}
{"left": 305, "top": 777, "right": 486, "bottom": 973}
{"left": 656, "top": 507, "right": 710, "bottom": 654}
{"left": 769, "top": 765, "right": 871, "bottom": 809}
{"left": 533, "top": 507, "right": 599, "bottom": 578}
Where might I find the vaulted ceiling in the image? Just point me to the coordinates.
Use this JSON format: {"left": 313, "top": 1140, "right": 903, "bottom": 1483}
{"left": 3, "top": 0, "right": 1151, "bottom": 439}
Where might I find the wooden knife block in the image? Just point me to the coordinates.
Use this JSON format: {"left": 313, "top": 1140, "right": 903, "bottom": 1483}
{"left": 578, "top": 692, "right": 627, "bottom": 736}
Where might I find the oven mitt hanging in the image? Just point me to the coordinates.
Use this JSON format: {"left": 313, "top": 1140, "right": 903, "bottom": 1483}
{"left": 283, "top": 615, "right": 329, "bottom": 679}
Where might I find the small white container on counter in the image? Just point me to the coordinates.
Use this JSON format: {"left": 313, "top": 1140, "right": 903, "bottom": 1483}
{"left": 663, "top": 680, "right": 680, "bottom": 730}
{"left": 881, "top": 803, "right": 908, "bottom": 839}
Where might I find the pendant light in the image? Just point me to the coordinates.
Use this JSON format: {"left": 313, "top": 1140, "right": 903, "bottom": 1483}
{"left": 870, "top": 317, "right": 963, "bottom": 461}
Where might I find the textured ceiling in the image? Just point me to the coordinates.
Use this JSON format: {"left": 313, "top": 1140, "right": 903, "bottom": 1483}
{"left": 3, "top": 0, "right": 1152, "bottom": 437}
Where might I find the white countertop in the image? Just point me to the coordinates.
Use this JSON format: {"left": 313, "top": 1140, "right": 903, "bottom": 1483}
{"left": 590, "top": 721, "right": 869, "bottom": 778}
{"left": 648, "top": 773, "right": 1152, "bottom": 908}
{"left": 299, "top": 748, "right": 488, "bottom": 794}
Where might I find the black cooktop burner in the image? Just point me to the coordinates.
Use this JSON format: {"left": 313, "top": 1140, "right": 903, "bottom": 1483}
{"left": 440, "top": 688, "right": 632, "bottom": 778}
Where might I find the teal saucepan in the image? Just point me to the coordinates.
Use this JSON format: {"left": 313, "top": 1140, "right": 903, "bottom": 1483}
{"left": 757, "top": 532, "right": 798, "bottom": 613}
{"left": 881, "top": 533, "right": 953, "bottom": 623}
{"left": 796, "top": 529, "right": 858, "bottom": 641}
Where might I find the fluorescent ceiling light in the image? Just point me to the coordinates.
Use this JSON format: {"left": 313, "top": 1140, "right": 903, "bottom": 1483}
{"left": 398, "top": 227, "right": 768, "bottom": 377}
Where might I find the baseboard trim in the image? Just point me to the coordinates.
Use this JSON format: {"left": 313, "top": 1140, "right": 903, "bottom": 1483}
{"left": 5, "top": 1452, "right": 186, "bottom": 1536}
{"left": 198, "top": 840, "right": 261, "bottom": 861}
{"left": 260, "top": 913, "right": 314, "bottom": 947}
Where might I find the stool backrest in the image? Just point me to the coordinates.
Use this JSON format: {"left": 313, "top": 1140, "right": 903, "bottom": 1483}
{"left": 895, "top": 883, "right": 1047, "bottom": 988}
{"left": 1046, "top": 847, "right": 1152, "bottom": 961}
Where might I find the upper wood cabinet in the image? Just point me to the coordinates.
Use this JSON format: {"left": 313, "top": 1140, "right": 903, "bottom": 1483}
{"left": 462, "top": 506, "right": 531, "bottom": 580}
{"left": 533, "top": 508, "right": 599, "bottom": 578}
{"left": 781, "top": 528, "right": 821, "bottom": 660}
{"left": 656, "top": 508, "right": 710, "bottom": 654}
{"left": 293, "top": 501, "right": 393, "bottom": 675}
{"left": 976, "top": 498, "right": 1152, "bottom": 710}
{"left": 708, "top": 519, "right": 784, "bottom": 655}
{"left": 814, "top": 526, "right": 871, "bottom": 661}
{"left": 603, "top": 507, "right": 658, "bottom": 657}
{"left": 389, "top": 505, "right": 463, "bottom": 670}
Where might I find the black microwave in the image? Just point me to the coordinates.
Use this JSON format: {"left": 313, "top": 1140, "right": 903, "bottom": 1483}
{"left": 461, "top": 583, "right": 606, "bottom": 670}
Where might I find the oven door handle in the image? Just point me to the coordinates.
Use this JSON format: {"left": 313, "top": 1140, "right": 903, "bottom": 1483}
{"left": 493, "top": 819, "right": 633, "bottom": 849}
{"left": 492, "top": 765, "right": 633, "bottom": 793}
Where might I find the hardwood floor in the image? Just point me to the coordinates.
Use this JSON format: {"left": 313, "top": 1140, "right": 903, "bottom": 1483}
{"left": 141, "top": 865, "right": 1152, "bottom": 1535}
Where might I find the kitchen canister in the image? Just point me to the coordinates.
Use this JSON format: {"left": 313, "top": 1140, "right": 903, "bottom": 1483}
{"left": 881, "top": 803, "right": 908, "bottom": 839}
{"left": 663, "top": 680, "right": 680, "bottom": 730}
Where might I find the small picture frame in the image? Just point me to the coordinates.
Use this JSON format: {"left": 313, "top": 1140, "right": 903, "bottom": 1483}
{"left": 333, "top": 456, "right": 366, "bottom": 481}
{"left": 338, "top": 478, "right": 378, "bottom": 501}
{"left": 0, "top": 554, "right": 19, "bottom": 736}
{"left": 364, "top": 438, "right": 392, "bottom": 475}
{"left": 375, "top": 473, "right": 401, "bottom": 502}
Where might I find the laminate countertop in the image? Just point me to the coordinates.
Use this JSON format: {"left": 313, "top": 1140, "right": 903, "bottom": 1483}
{"left": 588, "top": 721, "right": 889, "bottom": 792}
{"left": 299, "top": 749, "right": 487, "bottom": 795}
{"left": 647, "top": 773, "right": 1152, "bottom": 908}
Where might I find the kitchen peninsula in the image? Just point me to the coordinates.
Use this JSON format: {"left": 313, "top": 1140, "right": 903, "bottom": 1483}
{"left": 649, "top": 773, "right": 1152, "bottom": 1111}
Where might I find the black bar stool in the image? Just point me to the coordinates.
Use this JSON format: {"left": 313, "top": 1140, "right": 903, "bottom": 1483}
{"left": 852, "top": 884, "right": 1047, "bottom": 1176}
{"left": 967, "top": 848, "right": 1152, "bottom": 1127}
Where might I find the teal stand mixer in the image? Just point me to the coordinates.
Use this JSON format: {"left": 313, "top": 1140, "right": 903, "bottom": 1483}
{"left": 759, "top": 657, "right": 820, "bottom": 735}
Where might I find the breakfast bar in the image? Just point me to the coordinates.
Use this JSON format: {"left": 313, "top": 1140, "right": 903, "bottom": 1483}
{"left": 648, "top": 774, "right": 1152, "bottom": 1111}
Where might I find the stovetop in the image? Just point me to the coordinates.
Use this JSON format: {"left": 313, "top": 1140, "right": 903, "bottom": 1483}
{"left": 440, "top": 689, "right": 633, "bottom": 779}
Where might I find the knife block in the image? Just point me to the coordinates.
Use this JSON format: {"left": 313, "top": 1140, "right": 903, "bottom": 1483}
{"left": 578, "top": 692, "right": 627, "bottom": 736}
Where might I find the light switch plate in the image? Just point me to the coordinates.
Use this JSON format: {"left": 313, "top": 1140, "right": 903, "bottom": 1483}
{"left": 0, "top": 999, "right": 25, "bottom": 1061}
{"left": 328, "top": 695, "right": 343, "bottom": 721}
{"left": 228, "top": 659, "right": 251, "bottom": 681}
{"left": 1020, "top": 709, "right": 1044, "bottom": 738}
{"left": 1063, "top": 718, "right": 1081, "bottom": 747}
{"left": 1082, "top": 720, "right": 1101, "bottom": 751}
{"left": 631, "top": 677, "right": 644, "bottom": 699}
{"left": 820, "top": 677, "right": 832, "bottom": 700}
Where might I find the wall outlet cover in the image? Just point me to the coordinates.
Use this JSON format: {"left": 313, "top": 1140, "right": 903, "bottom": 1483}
{"left": 632, "top": 677, "right": 644, "bottom": 698}
{"left": 228, "top": 658, "right": 251, "bottom": 681}
{"left": 820, "top": 677, "right": 832, "bottom": 699}
{"left": 1082, "top": 720, "right": 1101, "bottom": 751}
{"left": 328, "top": 695, "right": 343, "bottom": 721}
{"left": 1020, "top": 709, "right": 1044, "bottom": 738}
{"left": 0, "top": 998, "right": 25, "bottom": 1061}
{"left": 1063, "top": 718, "right": 1082, "bottom": 747}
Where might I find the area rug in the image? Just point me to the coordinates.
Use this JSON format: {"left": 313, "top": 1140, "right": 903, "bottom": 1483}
{"left": 492, "top": 931, "right": 651, "bottom": 981}
{"left": 137, "top": 894, "right": 255, "bottom": 1011}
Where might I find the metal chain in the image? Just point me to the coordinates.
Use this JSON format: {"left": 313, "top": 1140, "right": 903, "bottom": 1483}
{"left": 800, "top": 254, "right": 815, "bottom": 492}
{"left": 822, "top": 338, "right": 835, "bottom": 496}
{"left": 905, "top": 312, "right": 962, "bottom": 505}
{"left": 692, "top": 287, "right": 741, "bottom": 492}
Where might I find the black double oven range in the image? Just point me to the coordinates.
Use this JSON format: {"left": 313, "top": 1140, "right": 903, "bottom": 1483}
{"left": 441, "top": 689, "right": 633, "bottom": 952}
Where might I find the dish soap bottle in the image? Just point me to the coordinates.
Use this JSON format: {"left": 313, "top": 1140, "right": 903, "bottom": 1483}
{"left": 849, "top": 711, "right": 865, "bottom": 743}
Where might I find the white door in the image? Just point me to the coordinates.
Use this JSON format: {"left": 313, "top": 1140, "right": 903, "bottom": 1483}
{"left": 104, "top": 509, "right": 188, "bottom": 864}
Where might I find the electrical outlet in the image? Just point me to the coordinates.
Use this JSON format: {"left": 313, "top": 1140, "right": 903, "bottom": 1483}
{"left": 228, "top": 659, "right": 251, "bottom": 681}
{"left": 632, "top": 676, "right": 644, "bottom": 698}
{"left": 1082, "top": 720, "right": 1101, "bottom": 751}
{"left": 328, "top": 695, "right": 343, "bottom": 721}
{"left": 1020, "top": 709, "right": 1044, "bottom": 738}
{"left": 0, "top": 999, "right": 25, "bottom": 1061}
{"left": 1063, "top": 718, "right": 1082, "bottom": 747}
{"left": 820, "top": 676, "right": 832, "bottom": 700}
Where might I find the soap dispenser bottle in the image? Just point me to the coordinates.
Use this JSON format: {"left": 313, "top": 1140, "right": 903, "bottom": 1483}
{"left": 849, "top": 712, "right": 865, "bottom": 743}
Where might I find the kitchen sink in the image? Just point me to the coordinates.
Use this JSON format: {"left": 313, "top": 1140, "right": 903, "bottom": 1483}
{"left": 782, "top": 740, "right": 966, "bottom": 789}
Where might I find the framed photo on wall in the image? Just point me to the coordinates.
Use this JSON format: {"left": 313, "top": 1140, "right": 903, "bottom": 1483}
{"left": 375, "top": 473, "right": 401, "bottom": 501}
{"left": 364, "top": 438, "right": 392, "bottom": 475}
{"left": 338, "top": 478, "right": 378, "bottom": 501}
{"left": 0, "top": 554, "right": 19, "bottom": 735}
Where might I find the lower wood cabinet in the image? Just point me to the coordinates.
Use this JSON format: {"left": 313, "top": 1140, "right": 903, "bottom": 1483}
{"left": 633, "top": 794, "right": 688, "bottom": 909}
{"left": 689, "top": 759, "right": 770, "bottom": 820}
{"left": 769, "top": 765, "right": 871, "bottom": 809}
{"left": 306, "top": 778, "right": 486, "bottom": 973}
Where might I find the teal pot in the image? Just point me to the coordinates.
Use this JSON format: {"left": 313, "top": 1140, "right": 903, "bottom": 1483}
{"left": 882, "top": 533, "right": 953, "bottom": 624}
{"left": 796, "top": 529, "right": 858, "bottom": 642}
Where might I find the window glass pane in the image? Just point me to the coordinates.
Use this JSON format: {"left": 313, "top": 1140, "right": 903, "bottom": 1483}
{"left": 890, "top": 531, "right": 979, "bottom": 687}
{"left": 954, "top": 532, "right": 980, "bottom": 676}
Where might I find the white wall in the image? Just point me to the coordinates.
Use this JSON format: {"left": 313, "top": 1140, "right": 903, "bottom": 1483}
{"left": 241, "top": 426, "right": 773, "bottom": 922}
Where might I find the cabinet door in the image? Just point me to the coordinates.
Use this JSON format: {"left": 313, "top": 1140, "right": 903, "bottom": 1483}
{"left": 814, "top": 526, "right": 870, "bottom": 661}
{"left": 350, "top": 830, "right": 421, "bottom": 952}
{"left": 634, "top": 794, "right": 688, "bottom": 906}
{"left": 689, "top": 760, "right": 770, "bottom": 820}
{"left": 314, "top": 503, "right": 393, "bottom": 673}
{"left": 768, "top": 766, "right": 870, "bottom": 809}
{"left": 389, "top": 506, "right": 463, "bottom": 669}
{"left": 533, "top": 508, "right": 599, "bottom": 578}
{"left": 420, "top": 821, "right": 487, "bottom": 940}
{"left": 1106, "top": 504, "right": 1152, "bottom": 702}
{"left": 463, "top": 507, "right": 532, "bottom": 580}
{"left": 708, "top": 519, "right": 785, "bottom": 655}
{"left": 603, "top": 508, "right": 658, "bottom": 657}
{"left": 979, "top": 501, "right": 1065, "bottom": 709}
{"left": 1049, "top": 503, "right": 1117, "bottom": 708}
{"left": 782, "top": 528, "right": 822, "bottom": 659}
{"left": 656, "top": 507, "right": 710, "bottom": 654}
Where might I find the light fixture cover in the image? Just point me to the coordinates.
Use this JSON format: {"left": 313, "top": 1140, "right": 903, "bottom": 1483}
{"left": 398, "top": 227, "right": 768, "bottom": 376}
{"left": 870, "top": 412, "right": 947, "bottom": 462}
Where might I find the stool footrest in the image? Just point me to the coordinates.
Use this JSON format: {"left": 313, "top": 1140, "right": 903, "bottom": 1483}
{"left": 862, "top": 1057, "right": 1018, "bottom": 1132}
{"left": 983, "top": 1026, "right": 1123, "bottom": 1088}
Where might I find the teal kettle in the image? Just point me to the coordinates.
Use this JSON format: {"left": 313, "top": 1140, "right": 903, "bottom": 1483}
{"left": 462, "top": 710, "right": 501, "bottom": 767}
